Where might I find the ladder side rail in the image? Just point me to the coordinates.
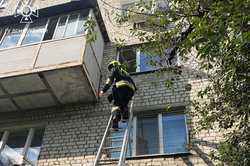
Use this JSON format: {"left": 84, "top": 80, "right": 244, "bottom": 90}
{"left": 118, "top": 100, "right": 134, "bottom": 166}
{"left": 93, "top": 114, "right": 113, "bottom": 166}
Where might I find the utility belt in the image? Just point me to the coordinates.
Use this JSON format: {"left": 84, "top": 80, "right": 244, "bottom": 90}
{"left": 115, "top": 80, "right": 135, "bottom": 92}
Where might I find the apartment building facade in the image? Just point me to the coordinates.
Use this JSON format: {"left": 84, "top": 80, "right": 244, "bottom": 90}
{"left": 0, "top": 0, "right": 223, "bottom": 165}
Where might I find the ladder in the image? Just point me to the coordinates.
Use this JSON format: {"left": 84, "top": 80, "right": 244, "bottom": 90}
{"left": 94, "top": 100, "right": 134, "bottom": 166}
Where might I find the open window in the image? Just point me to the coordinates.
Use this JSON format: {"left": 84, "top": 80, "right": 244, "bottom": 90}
{"left": 0, "top": 128, "right": 45, "bottom": 166}
{"left": 119, "top": 45, "right": 179, "bottom": 73}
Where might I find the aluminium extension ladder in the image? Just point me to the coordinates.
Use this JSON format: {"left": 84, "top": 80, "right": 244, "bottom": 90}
{"left": 93, "top": 100, "right": 134, "bottom": 166}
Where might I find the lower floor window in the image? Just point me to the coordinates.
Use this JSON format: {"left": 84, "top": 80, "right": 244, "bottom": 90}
{"left": 135, "top": 113, "right": 188, "bottom": 156}
{"left": 110, "top": 111, "right": 188, "bottom": 158}
{"left": 0, "top": 128, "right": 44, "bottom": 166}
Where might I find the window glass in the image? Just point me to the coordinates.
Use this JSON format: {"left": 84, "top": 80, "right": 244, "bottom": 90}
{"left": 136, "top": 115, "right": 159, "bottom": 155}
{"left": 6, "top": 130, "right": 28, "bottom": 155}
{"left": 0, "top": 24, "right": 25, "bottom": 49}
{"left": 21, "top": 19, "right": 47, "bottom": 45}
{"left": 53, "top": 15, "right": 68, "bottom": 39}
{"left": 64, "top": 13, "right": 78, "bottom": 37}
{"left": 0, "top": 0, "right": 7, "bottom": 8}
{"left": 76, "top": 12, "right": 86, "bottom": 35}
{"left": 119, "top": 47, "right": 137, "bottom": 73}
{"left": 0, "top": 27, "right": 6, "bottom": 43}
{"left": 43, "top": 17, "right": 59, "bottom": 41}
{"left": 162, "top": 114, "right": 188, "bottom": 154}
{"left": 26, "top": 128, "right": 44, "bottom": 165}
{"left": 139, "top": 51, "right": 161, "bottom": 72}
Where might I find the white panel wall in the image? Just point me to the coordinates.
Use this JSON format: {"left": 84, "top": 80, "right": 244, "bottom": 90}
{"left": 83, "top": 43, "right": 101, "bottom": 93}
{"left": 0, "top": 44, "right": 40, "bottom": 74}
{"left": 35, "top": 36, "right": 86, "bottom": 68}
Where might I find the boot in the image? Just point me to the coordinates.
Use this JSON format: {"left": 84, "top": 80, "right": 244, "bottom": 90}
{"left": 111, "top": 106, "right": 121, "bottom": 130}
{"left": 121, "top": 106, "right": 129, "bottom": 122}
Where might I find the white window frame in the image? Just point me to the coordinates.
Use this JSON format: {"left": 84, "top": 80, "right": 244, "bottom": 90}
{"left": 20, "top": 18, "right": 50, "bottom": 46}
{"left": 0, "top": 127, "right": 44, "bottom": 166}
{"left": 119, "top": 47, "right": 161, "bottom": 73}
{"left": 0, "top": 0, "right": 7, "bottom": 9}
{"left": 0, "top": 10, "right": 86, "bottom": 50}
{"left": 130, "top": 112, "right": 189, "bottom": 157}
{"left": 53, "top": 12, "right": 82, "bottom": 39}
{"left": 118, "top": 45, "right": 180, "bottom": 73}
{"left": 0, "top": 28, "right": 7, "bottom": 45}
{"left": 0, "top": 0, "right": 8, "bottom": 8}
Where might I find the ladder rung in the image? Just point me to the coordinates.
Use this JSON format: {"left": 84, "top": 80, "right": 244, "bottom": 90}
{"left": 99, "top": 159, "right": 118, "bottom": 162}
{"left": 98, "top": 162, "right": 118, "bottom": 165}
{"left": 103, "top": 146, "right": 122, "bottom": 150}
{"left": 110, "top": 129, "right": 126, "bottom": 133}
{"left": 111, "top": 139, "right": 123, "bottom": 142}
{"left": 107, "top": 136, "right": 124, "bottom": 139}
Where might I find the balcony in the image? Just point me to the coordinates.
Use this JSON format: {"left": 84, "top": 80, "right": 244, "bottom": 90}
{"left": 0, "top": 11, "right": 104, "bottom": 112}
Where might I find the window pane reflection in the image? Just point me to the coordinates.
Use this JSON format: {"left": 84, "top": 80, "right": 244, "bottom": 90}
{"left": 76, "top": 13, "right": 86, "bottom": 35}
{"left": 64, "top": 14, "right": 78, "bottom": 37}
{"left": 22, "top": 19, "right": 47, "bottom": 45}
{"left": 136, "top": 115, "right": 159, "bottom": 155}
{"left": 163, "top": 114, "right": 188, "bottom": 154}
{"left": 53, "top": 15, "right": 68, "bottom": 39}
{"left": 0, "top": 24, "right": 25, "bottom": 49}
{"left": 27, "top": 128, "right": 44, "bottom": 165}
{"left": 6, "top": 129, "right": 28, "bottom": 155}
{"left": 139, "top": 52, "right": 160, "bottom": 72}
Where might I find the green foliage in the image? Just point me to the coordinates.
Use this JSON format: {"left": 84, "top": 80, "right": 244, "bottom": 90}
{"left": 84, "top": 16, "right": 97, "bottom": 43}
{"left": 113, "top": 0, "right": 250, "bottom": 164}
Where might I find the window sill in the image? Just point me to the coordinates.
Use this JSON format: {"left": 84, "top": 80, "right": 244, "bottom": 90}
{"left": 130, "top": 66, "right": 182, "bottom": 76}
{"left": 127, "top": 152, "right": 191, "bottom": 160}
{"left": 130, "top": 69, "right": 160, "bottom": 76}
{"left": 110, "top": 152, "right": 191, "bottom": 161}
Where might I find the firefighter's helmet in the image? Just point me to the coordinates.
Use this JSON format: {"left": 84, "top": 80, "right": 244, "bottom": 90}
{"left": 108, "top": 60, "right": 121, "bottom": 71}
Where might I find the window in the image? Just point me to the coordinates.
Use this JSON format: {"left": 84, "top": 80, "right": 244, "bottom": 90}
{"left": 6, "top": 129, "right": 28, "bottom": 155}
{"left": 162, "top": 114, "right": 188, "bottom": 154}
{"left": 53, "top": 12, "right": 86, "bottom": 39}
{"left": 109, "top": 111, "right": 188, "bottom": 158}
{"left": 42, "top": 17, "right": 59, "bottom": 41}
{"left": 21, "top": 19, "right": 48, "bottom": 45}
{"left": 0, "top": 10, "right": 87, "bottom": 50}
{"left": 136, "top": 115, "right": 159, "bottom": 155}
{"left": 119, "top": 47, "right": 161, "bottom": 73}
{"left": 0, "top": 27, "right": 6, "bottom": 43}
{"left": 0, "top": 24, "right": 25, "bottom": 49}
{"left": 134, "top": 112, "right": 188, "bottom": 156}
{"left": 26, "top": 129, "right": 44, "bottom": 165}
{"left": 0, "top": 128, "right": 44, "bottom": 166}
{"left": 119, "top": 46, "right": 179, "bottom": 73}
{"left": 0, "top": 0, "right": 7, "bottom": 9}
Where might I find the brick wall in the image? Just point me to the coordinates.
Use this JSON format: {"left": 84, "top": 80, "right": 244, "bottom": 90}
{"left": 0, "top": 43, "right": 223, "bottom": 166}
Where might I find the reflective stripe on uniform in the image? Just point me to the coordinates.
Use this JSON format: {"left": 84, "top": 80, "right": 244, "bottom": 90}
{"left": 106, "top": 78, "right": 112, "bottom": 85}
{"left": 115, "top": 80, "right": 135, "bottom": 91}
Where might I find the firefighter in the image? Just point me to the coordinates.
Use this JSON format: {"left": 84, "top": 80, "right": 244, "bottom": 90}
{"left": 99, "top": 60, "right": 137, "bottom": 130}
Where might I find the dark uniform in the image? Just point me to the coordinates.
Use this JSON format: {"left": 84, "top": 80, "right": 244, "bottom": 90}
{"left": 102, "top": 61, "right": 137, "bottom": 129}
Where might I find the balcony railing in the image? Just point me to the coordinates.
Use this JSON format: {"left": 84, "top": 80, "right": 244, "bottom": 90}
{"left": 0, "top": 10, "right": 104, "bottom": 112}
